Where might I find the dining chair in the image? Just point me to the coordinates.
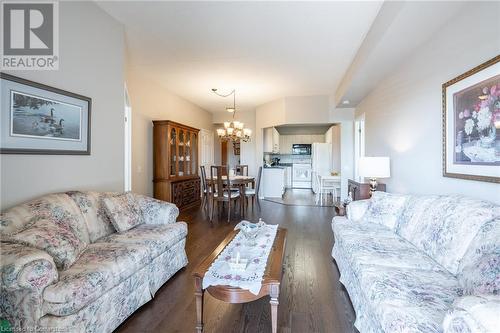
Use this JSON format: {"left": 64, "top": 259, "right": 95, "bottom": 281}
{"left": 244, "top": 166, "right": 262, "bottom": 210}
{"left": 317, "top": 174, "right": 340, "bottom": 205}
{"left": 235, "top": 165, "right": 249, "bottom": 176}
{"left": 210, "top": 165, "right": 241, "bottom": 222}
{"left": 200, "top": 165, "right": 210, "bottom": 212}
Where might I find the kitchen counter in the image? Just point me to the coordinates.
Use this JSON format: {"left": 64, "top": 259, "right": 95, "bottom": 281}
{"left": 262, "top": 168, "right": 285, "bottom": 198}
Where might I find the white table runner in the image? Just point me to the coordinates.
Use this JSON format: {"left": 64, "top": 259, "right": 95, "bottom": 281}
{"left": 202, "top": 224, "right": 279, "bottom": 295}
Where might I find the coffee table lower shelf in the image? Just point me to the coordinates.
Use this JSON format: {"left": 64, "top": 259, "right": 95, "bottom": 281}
{"left": 193, "top": 227, "right": 287, "bottom": 333}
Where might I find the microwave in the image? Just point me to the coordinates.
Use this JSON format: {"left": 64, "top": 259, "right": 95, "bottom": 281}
{"left": 292, "top": 144, "right": 311, "bottom": 155}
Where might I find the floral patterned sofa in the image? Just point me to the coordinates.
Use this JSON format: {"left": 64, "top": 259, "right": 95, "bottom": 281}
{"left": 331, "top": 192, "right": 499, "bottom": 333}
{"left": 0, "top": 191, "right": 188, "bottom": 333}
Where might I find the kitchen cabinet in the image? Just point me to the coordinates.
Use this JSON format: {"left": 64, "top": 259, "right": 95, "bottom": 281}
{"left": 284, "top": 166, "right": 292, "bottom": 188}
{"left": 272, "top": 128, "right": 280, "bottom": 153}
{"left": 262, "top": 168, "right": 285, "bottom": 197}
{"left": 263, "top": 127, "right": 280, "bottom": 153}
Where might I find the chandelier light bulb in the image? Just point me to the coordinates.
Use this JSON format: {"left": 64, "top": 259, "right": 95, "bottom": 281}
{"left": 211, "top": 88, "right": 251, "bottom": 142}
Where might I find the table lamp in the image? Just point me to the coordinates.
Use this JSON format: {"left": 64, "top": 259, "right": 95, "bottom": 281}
{"left": 359, "top": 157, "right": 391, "bottom": 194}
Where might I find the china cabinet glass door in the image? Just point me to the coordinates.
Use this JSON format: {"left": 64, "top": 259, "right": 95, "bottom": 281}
{"left": 179, "top": 130, "right": 185, "bottom": 176}
{"left": 170, "top": 128, "right": 176, "bottom": 177}
{"left": 185, "top": 132, "right": 191, "bottom": 176}
{"left": 191, "top": 132, "right": 197, "bottom": 175}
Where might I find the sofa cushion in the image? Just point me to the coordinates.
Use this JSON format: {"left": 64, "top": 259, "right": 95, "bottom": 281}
{"left": 347, "top": 237, "right": 446, "bottom": 276}
{"left": 396, "top": 194, "right": 440, "bottom": 236}
{"left": 6, "top": 218, "right": 87, "bottom": 270}
{"left": 458, "top": 218, "right": 500, "bottom": 295}
{"left": 66, "top": 191, "right": 117, "bottom": 242}
{"left": 443, "top": 295, "right": 500, "bottom": 333}
{"left": 43, "top": 242, "right": 150, "bottom": 315}
{"left": 357, "top": 266, "right": 461, "bottom": 333}
{"left": 397, "top": 195, "right": 499, "bottom": 275}
{"left": 103, "top": 193, "right": 144, "bottom": 233}
{"left": 133, "top": 194, "right": 180, "bottom": 225}
{"left": 0, "top": 193, "right": 89, "bottom": 244}
{"left": 98, "top": 222, "right": 188, "bottom": 259}
{"left": 334, "top": 222, "right": 446, "bottom": 277}
{"left": 361, "top": 192, "right": 409, "bottom": 230}
{"left": 332, "top": 217, "right": 395, "bottom": 239}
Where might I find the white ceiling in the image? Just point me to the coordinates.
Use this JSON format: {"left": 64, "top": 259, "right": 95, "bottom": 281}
{"left": 97, "top": 1, "right": 382, "bottom": 113}
{"left": 335, "top": 1, "right": 466, "bottom": 107}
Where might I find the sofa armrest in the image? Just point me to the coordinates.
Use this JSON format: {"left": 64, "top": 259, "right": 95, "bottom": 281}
{"left": 346, "top": 199, "right": 370, "bottom": 221}
{"left": 443, "top": 295, "right": 500, "bottom": 333}
{"left": 1, "top": 242, "right": 58, "bottom": 291}
{"left": 134, "top": 194, "right": 180, "bottom": 225}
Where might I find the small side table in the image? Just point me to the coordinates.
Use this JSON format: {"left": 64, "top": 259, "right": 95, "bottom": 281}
{"left": 334, "top": 202, "right": 346, "bottom": 216}
{"left": 348, "top": 179, "right": 386, "bottom": 201}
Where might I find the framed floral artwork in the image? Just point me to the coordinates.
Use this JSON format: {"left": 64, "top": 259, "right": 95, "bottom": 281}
{"left": 443, "top": 55, "right": 499, "bottom": 183}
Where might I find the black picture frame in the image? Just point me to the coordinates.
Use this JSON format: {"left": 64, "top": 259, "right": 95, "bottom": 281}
{"left": 0, "top": 73, "right": 91, "bottom": 155}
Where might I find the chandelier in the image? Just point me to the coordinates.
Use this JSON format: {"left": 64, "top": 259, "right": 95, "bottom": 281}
{"left": 212, "top": 88, "right": 252, "bottom": 142}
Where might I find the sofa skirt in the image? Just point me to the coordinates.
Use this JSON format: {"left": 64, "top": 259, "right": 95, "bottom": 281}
{"left": 332, "top": 239, "right": 383, "bottom": 333}
{"left": 39, "top": 239, "right": 188, "bottom": 333}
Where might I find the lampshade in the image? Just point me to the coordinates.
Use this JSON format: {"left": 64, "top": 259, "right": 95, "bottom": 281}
{"left": 359, "top": 157, "right": 391, "bottom": 178}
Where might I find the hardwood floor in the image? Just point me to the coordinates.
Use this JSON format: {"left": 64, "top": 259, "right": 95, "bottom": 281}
{"left": 115, "top": 199, "right": 356, "bottom": 333}
{"left": 264, "top": 189, "right": 338, "bottom": 207}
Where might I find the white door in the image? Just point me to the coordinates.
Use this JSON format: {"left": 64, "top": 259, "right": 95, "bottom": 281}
{"left": 199, "top": 129, "right": 214, "bottom": 169}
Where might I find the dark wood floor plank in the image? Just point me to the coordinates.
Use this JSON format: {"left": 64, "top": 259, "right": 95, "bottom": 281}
{"left": 115, "top": 198, "right": 356, "bottom": 333}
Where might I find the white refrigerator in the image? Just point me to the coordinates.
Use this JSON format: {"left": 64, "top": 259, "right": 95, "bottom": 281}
{"left": 311, "top": 143, "right": 332, "bottom": 193}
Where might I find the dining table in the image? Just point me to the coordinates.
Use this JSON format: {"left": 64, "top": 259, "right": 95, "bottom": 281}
{"left": 207, "top": 175, "right": 255, "bottom": 215}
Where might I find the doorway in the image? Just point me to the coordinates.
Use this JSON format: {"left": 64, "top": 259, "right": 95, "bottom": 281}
{"left": 221, "top": 141, "right": 228, "bottom": 166}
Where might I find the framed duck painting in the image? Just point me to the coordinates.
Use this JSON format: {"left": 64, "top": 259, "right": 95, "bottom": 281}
{"left": 443, "top": 55, "right": 500, "bottom": 183}
{"left": 0, "top": 73, "right": 91, "bottom": 154}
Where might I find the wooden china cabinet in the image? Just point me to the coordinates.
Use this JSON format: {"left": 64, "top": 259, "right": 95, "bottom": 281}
{"left": 153, "top": 120, "right": 201, "bottom": 210}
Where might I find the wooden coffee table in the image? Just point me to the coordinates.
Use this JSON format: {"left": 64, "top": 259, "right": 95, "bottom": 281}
{"left": 193, "top": 227, "right": 287, "bottom": 333}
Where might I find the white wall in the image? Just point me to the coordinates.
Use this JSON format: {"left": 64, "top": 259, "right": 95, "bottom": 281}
{"left": 339, "top": 121, "right": 354, "bottom": 200}
{"left": 1, "top": 2, "right": 125, "bottom": 209}
{"left": 255, "top": 96, "right": 332, "bottom": 171}
{"left": 355, "top": 2, "right": 500, "bottom": 204}
{"left": 126, "top": 69, "right": 213, "bottom": 196}
{"left": 325, "top": 125, "right": 341, "bottom": 173}
{"left": 328, "top": 108, "right": 355, "bottom": 200}
{"left": 284, "top": 95, "right": 330, "bottom": 124}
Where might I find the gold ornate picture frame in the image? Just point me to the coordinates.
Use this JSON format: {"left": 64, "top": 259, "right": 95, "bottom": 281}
{"left": 442, "top": 55, "right": 499, "bottom": 183}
